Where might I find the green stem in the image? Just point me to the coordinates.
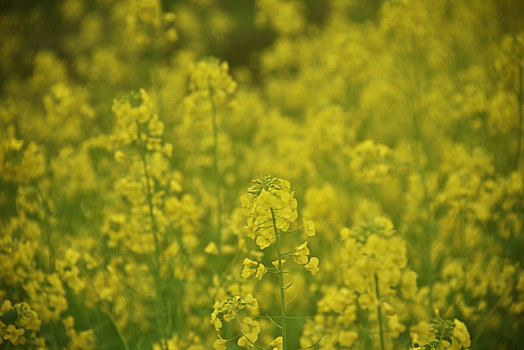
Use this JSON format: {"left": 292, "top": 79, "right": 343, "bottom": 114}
{"left": 137, "top": 123, "right": 168, "bottom": 350}
{"left": 208, "top": 83, "right": 223, "bottom": 255}
{"left": 406, "top": 34, "right": 436, "bottom": 312}
{"left": 374, "top": 273, "right": 385, "bottom": 350}
{"left": 137, "top": 124, "right": 162, "bottom": 266}
{"left": 271, "top": 208, "right": 287, "bottom": 350}
{"left": 517, "top": 62, "right": 523, "bottom": 170}
{"left": 35, "top": 186, "right": 55, "bottom": 271}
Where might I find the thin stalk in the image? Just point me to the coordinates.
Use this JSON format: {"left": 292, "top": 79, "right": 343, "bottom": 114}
{"left": 137, "top": 124, "right": 162, "bottom": 265}
{"left": 35, "top": 186, "right": 55, "bottom": 271}
{"left": 407, "top": 32, "right": 435, "bottom": 313}
{"left": 34, "top": 189, "right": 58, "bottom": 349}
{"left": 252, "top": 314, "right": 317, "bottom": 320}
{"left": 517, "top": 62, "right": 523, "bottom": 170}
{"left": 43, "top": 205, "right": 55, "bottom": 271}
{"left": 374, "top": 273, "right": 385, "bottom": 350}
{"left": 136, "top": 123, "right": 168, "bottom": 350}
{"left": 208, "top": 83, "right": 223, "bottom": 254}
{"left": 357, "top": 303, "right": 370, "bottom": 350}
{"left": 271, "top": 208, "right": 287, "bottom": 350}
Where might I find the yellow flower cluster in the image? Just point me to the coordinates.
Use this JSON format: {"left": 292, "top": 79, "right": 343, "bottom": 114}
{"left": 0, "top": 300, "right": 43, "bottom": 347}
{"left": 241, "top": 258, "right": 268, "bottom": 280}
{"left": 255, "top": 0, "right": 305, "bottom": 36}
{"left": 188, "top": 59, "right": 237, "bottom": 105}
{"left": 301, "top": 217, "right": 416, "bottom": 348}
{"left": 349, "top": 140, "right": 393, "bottom": 183}
{"left": 242, "top": 176, "right": 298, "bottom": 249}
{"left": 0, "top": 124, "right": 45, "bottom": 184}
{"left": 211, "top": 294, "right": 258, "bottom": 332}
{"left": 411, "top": 313, "right": 471, "bottom": 350}
{"left": 112, "top": 89, "right": 172, "bottom": 155}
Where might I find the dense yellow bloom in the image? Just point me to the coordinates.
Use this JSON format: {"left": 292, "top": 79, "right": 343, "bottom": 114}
{"left": 0, "top": 127, "right": 46, "bottom": 183}
{"left": 4, "top": 324, "right": 25, "bottom": 345}
{"left": 1, "top": 1, "right": 523, "bottom": 349}
{"left": 338, "top": 330, "right": 358, "bottom": 347}
{"left": 0, "top": 300, "right": 43, "bottom": 346}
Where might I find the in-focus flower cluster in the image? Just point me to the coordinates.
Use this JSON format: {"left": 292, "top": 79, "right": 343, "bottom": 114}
{"left": 242, "top": 176, "right": 299, "bottom": 249}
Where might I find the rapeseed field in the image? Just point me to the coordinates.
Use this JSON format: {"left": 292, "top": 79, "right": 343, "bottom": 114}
{"left": 1, "top": 1, "right": 523, "bottom": 349}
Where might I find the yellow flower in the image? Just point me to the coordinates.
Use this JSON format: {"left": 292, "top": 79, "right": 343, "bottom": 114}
{"left": 401, "top": 270, "right": 418, "bottom": 300}
{"left": 237, "top": 317, "right": 260, "bottom": 346}
{"left": 270, "top": 336, "right": 283, "bottom": 350}
{"left": 294, "top": 241, "right": 309, "bottom": 264}
{"left": 114, "top": 150, "right": 126, "bottom": 162}
{"left": 243, "top": 293, "right": 259, "bottom": 314}
{"left": 15, "top": 302, "right": 41, "bottom": 334}
{"left": 213, "top": 336, "right": 228, "bottom": 350}
{"left": 303, "top": 219, "right": 315, "bottom": 236}
{"left": 5, "top": 324, "right": 25, "bottom": 345}
{"left": 382, "top": 302, "right": 396, "bottom": 316}
{"left": 211, "top": 301, "right": 223, "bottom": 331}
{"left": 256, "top": 263, "right": 268, "bottom": 280}
{"left": 148, "top": 115, "right": 164, "bottom": 136}
{"left": 452, "top": 319, "right": 471, "bottom": 349}
{"left": 410, "top": 321, "right": 432, "bottom": 346}
{"left": 205, "top": 242, "right": 218, "bottom": 255}
{"left": 305, "top": 257, "right": 319, "bottom": 275}
{"left": 338, "top": 330, "right": 358, "bottom": 347}
{"left": 0, "top": 300, "right": 12, "bottom": 315}
{"left": 272, "top": 259, "right": 286, "bottom": 268}
{"left": 256, "top": 234, "right": 272, "bottom": 249}
{"left": 242, "top": 258, "right": 258, "bottom": 279}
{"left": 162, "top": 143, "right": 173, "bottom": 157}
